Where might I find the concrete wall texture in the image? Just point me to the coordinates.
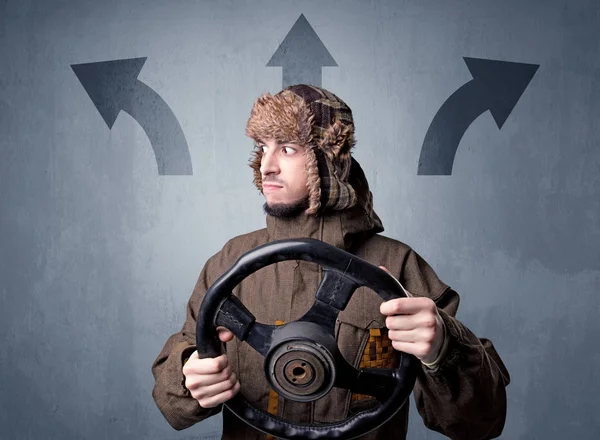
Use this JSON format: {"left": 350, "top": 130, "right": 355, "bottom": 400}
{"left": 1, "top": 0, "right": 599, "bottom": 438}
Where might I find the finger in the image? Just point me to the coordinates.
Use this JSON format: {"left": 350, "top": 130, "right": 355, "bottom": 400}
{"left": 193, "top": 373, "right": 238, "bottom": 400}
{"left": 185, "top": 354, "right": 229, "bottom": 375}
{"left": 388, "top": 329, "right": 424, "bottom": 343}
{"left": 385, "top": 311, "right": 438, "bottom": 330}
{"left": 385, "top": 314, "right": 420, "bottom": 331}
{"left": 390, "top": 341, "right": 431, "bottom": 360}
{"left": 217, "top": 326, "right": 235, "bottom": 343}
{"left": 187, "top": 364, "right": 233, "bottom": 389}
{"left": 198, "top": 380, "right": 241, "bottom": 408}
{"left": 380, "top": 297, "right": 434, "bottom": 316}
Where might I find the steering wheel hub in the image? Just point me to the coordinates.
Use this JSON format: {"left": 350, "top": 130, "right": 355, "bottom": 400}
{"left": 266, "top": 338, "right": 336, "bottom": 401}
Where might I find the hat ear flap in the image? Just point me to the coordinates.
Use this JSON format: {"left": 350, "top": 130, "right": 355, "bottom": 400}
{"left": 249, "top": 146, "right": 263, "bottom": 192}
{"left": 318, "top": 119, "right": 356, "bottom": 160}
{"left": 304, "top": 146, "right": 322, "bottom": 215}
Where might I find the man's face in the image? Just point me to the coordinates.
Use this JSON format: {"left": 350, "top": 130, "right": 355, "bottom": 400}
{"left": 258, "top": 138, "right": 309, "bottom": 208}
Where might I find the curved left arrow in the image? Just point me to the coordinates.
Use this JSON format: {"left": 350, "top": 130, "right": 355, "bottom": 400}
{"left": 71, "top": 57, "right": 192, "bottom": 175}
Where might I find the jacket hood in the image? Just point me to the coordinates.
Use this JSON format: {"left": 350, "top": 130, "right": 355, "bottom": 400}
{"left": 266, "top": 157, "right": 384, "bottom": 252}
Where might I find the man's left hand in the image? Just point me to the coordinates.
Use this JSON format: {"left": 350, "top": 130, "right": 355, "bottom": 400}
{"left": 378, "top": 266, "right": 445, "bottom": 364}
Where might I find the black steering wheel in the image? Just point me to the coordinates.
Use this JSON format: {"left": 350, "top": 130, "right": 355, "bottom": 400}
{"left": 195, "top": 238, "right": 419, "bottom": 439}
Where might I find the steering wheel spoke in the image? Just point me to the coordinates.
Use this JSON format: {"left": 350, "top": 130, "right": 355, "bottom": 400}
{"left": 348, "top": 368, "right": 397, "bottom": 402}
{"left": 294, "top": 268, "right": 360, "bottom": 336}
{"left": 333, "top": 357, "right": 397, "bottom": 402}
{"left": 215, "top": 295, "right": 255, "bottom": 340}
{"left": 296, "top": 299, "right": 339, "bottom": 336}
{"left": 214, "top": 296, "right": 275, "bottom": 357}
{"left": 244, "top": 322, "right": 277, "bottom": 357}
{"left": 315, "top": 268, "right": 360, "bottom": 311}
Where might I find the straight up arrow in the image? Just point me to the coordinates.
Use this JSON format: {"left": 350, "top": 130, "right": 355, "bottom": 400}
{"left": 267, "top": 14, "right": 338, "bottom": 88}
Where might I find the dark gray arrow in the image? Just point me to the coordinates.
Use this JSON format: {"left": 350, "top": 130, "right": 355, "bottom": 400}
{"left": 418, "top": 57, "right": 539, "bottom": 175}
{"left": 267, "top": 14, "right": 337, "bottom": 88}
{"left": 71, "top": 57, "right": 192, "bottom": 175}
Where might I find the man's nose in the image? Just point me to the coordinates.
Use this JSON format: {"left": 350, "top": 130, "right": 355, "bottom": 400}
{"left": 260, "top": 150, "right": 279, "bottom": 175}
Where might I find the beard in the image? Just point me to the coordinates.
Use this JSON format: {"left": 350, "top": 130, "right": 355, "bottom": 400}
{"left": 263, "top": 197, "right": 310, "bottom": 218}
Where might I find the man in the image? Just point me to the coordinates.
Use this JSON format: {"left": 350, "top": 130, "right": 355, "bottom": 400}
{"left": 152, "top": 84, "right": 510, "bottom": 439}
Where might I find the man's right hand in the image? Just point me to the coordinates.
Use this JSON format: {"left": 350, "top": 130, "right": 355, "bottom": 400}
{"left": 183, "top": 327, "right": 241, "bottom": 408}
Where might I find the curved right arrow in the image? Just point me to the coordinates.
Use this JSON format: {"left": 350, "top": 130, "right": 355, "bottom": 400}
{"left": 418, "top": 57, "right": 539, "bottom": 175}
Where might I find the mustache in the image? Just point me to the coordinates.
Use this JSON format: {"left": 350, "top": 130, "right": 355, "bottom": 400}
{"left": 262, "top": 176, "right": 285, "bottom": 185}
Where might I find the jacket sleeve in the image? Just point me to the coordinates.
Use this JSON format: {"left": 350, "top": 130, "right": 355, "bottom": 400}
{"left": 401, "top": 249, "right": 511, "bottom": 440}
{"left": 151, "top": 256, "right": 223, "bottom": 430}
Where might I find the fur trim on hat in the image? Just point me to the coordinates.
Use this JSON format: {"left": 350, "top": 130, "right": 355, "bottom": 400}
{"left": 246, "top": 90, "right": 314, "bottom": 147}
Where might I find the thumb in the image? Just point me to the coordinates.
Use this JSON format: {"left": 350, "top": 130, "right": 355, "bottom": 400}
{"left": 216, "top": 326, "right": 235, "bottom": 343}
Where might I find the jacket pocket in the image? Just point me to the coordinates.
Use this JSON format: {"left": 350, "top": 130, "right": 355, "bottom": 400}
{"left": 335, "top": 285, "right": 389, "bottom": 367}
{"left": 334, "top": 286, "right": 399, "bottom": 415}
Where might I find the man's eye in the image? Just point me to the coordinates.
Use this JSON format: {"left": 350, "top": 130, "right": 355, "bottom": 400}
{"left": 283, "top": 146, "right": 296, "bottom": 154}
{"left": 260, "top": 145, "right": 267, "bottom": 153}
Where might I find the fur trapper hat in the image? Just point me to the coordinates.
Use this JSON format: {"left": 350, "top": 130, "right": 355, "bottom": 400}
{"left": 245, "top": 84, "right": 358, "bottom": 215}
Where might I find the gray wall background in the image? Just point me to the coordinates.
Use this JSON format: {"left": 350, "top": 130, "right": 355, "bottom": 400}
{"left": 1, "top": 0, "right": 599, "bottom": 439}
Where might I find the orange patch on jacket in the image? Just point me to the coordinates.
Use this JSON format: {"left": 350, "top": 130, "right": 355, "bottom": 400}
{"left": 351, "top": 328, "right": 399, "bottom": 401}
